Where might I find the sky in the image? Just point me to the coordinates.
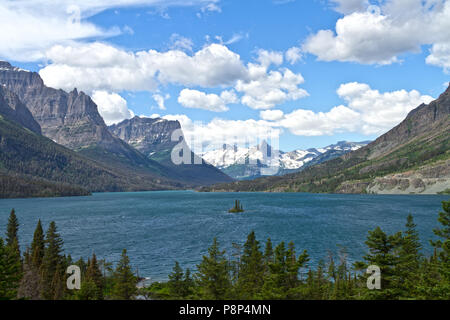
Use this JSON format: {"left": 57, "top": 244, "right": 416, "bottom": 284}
{"left": 0, "top": 0, "right": 449, "bottom": 151}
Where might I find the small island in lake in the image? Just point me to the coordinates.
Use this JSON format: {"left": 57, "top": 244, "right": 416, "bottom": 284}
{"left": 229, "top": 200, "right": 244, "bottom": 213}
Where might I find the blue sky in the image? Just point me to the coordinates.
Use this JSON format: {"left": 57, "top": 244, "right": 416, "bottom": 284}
{"left": 1, "top": 0, "right": 449, "bottom": 151}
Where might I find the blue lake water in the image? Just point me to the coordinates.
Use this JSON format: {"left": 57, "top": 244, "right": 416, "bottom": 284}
{"left": 0, "top": 191, "right": 448, "bottom": 281}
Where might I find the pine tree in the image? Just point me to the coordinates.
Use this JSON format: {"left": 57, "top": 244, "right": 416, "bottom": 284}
{"left": 31, "top": 220, "right": 45, "bottom": 268}
{"left": 111, "top": 249, "right": 137, "bottom": 300}
{"left": 17, "top": 221, "right": 45, "bottom": 300}
{"left": 428, "top": 201, "right": 450, "bottom": 298}
{"left": 396, "top": 214, "right": 422, "bottom": 297}
{"left": 17, "top": 257, "right": 42, "bottom": 300}
{"left": 51, "top": 263, "right": 64, "bottom": 300}
{"left": 355, "top": 227, "right": 402, "bottom": 299}
{"left": 168, "top": 261, "right": 185, "bottom": 299}
{"left": 432, "top": 201, "right": 449, "bottom": 267}
{"left": 236, "top": 231, "right": 264, "bottom": 299}
{"left": 6, "top": 209, "right": 19, "bottom": 249}
{"left": 196, "top": 238, "right": 231, "bottom": 299}
{"left": 0, "top": 238, "right": 21, "bottom": 299}
{"left": 261, "top": 241, "right": 287, "bottom": 299}
{"left": 263, "top": 238, "right": 274, "bottom": 279}
{"left": 40, "top": 221, "right": 64, "bottom": 299}
{"left": 84, "top": 253, "right": 104, "bottom": 300}
{"left": 183, "top": 268, "right": 195, "bottom": 298}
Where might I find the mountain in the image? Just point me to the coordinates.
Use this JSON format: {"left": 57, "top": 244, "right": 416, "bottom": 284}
{"left": 108, "top": 116, "right": 233, "bottom": 186}
{"left": 0, "top": 61, "right": 191, "bottom": 188}
{"left": 201, "top": 140, "right": 369, "bottom": 180}
{"left": 0, "top": 85, "right": 41, "bottom": 134}
{"left": 201, "top": 85, "right": 450, "bottom": 194}
{"left": 0, "top": 86, "right": 178, "bottom": 198}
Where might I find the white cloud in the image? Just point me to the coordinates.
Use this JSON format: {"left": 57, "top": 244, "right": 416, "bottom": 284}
{"left": 162, "top": 114, "right": 281, "bottom": 150}
{"left": 335, "top": 82, "right": 434, "bottom": 134}
{"left": 201, "top": 3, "right": 222, "bottom": 13}
{"left": 178, "top": 89, "right": 238, "bottom": 112}
{"left": 169, "top": 34, "right": 194, "bottom": 52}
{"left": 39, "top": 42, "right": 247, "bottom": 92}
{"left": 260, "top": 109, "right": 285, "bottom": 121}
{"left": 256, "top": 49, "right": 284, "bottom": 68}
{"left": 285, "top": 47, "right": 302, "bottom": 64}
{"left": 273, "top": 82, "right": 434, "bottom": 136}
{"left": 153, "top": 93, "right": 170, "bottom": 110}
{"left": 91, "top": 90, "right": 134, "bottom": 125}
{"left": 330, "top": 0, "right": 368, "bottom": 14}
{"left": 279, "top": 105, "right": 360, "bottom": 136}
{"left": 426, "top": 42, "right": 450, "bottom": 73}
{"left": 39, "top": 42, "right": 309, "bottom": 111}
{"left": 0, "top": 0, "right": 220, "bottom": 61}
{"left": 236, "top": 64, "right": 308, "bottom": 109}
{"left": 303, "top": 1, "right": 450, "bottom": 68}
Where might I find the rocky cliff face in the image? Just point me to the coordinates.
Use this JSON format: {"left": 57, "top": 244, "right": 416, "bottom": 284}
{"left": 109, "top": 116, "right": 233, "bottom": 186}
{"left": 0, "top": 61, "right": 114, "bottom": 149}
{"left": 0, "top": 85, "right": 41, "bottom": 134}
{"left": 109, "top": 116, "right": 181, "bottom": 155}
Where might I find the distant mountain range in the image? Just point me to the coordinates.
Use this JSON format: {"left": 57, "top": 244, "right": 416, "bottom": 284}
{"left": 0, "top": 61, "right": 231, "bottom": 198}
{"left": 201, "top": 140, "right": 370, "bottom": 180}
{"left": 201, "top": 85, "right": 450, "bottom": 194}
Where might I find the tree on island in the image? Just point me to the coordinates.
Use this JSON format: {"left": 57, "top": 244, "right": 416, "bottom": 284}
{"left": 229, "top": 200, "right": 244, "bottom": 213}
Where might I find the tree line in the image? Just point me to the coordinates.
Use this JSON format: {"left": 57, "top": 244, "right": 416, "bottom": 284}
{"left": 0, "top": 210, "right": 138, "bottom": 300}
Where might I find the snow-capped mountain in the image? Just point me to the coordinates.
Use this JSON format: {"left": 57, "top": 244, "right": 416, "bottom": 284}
{"left": 201, "top": 140, "right": 370, "bottom": 180}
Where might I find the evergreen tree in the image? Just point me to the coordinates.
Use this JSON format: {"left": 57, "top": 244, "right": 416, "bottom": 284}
{"left": 261, "top": 241, "right": 287, "bottom": 299}
{"left": 396, "top": 214, "right": 422, "bottom": 297}
{"left": 111, "top": 249, "right": 137, "bottom": 300}
{"left": 432, "top": 201, "right": 449, "bottom": 268}
{"left": 40, "top": 221, "right": 64, "bottom": 300}
{"left": 355, "top": 227, "right": 402, "bottom": 299}
{"left": 236, "top": 231, "right": 264, "bottom": 299}
{"left": 168, "top": 261, "right": 185, "bottom": 299}
{"left": 0, "top": 238, "right": 21, "bottom": 299}
{"left": 4, "top": 209, "right": 22, "bottom": 299}
{"left": 263, "top": 238, "right": 274, "bottom": 267}
{"left": 51, "top": 263, "right": 64, "bottom": 300}
{"left": 84, "top": 253, "right": 104, "bottom": 300}
{"left": 77, "top": 280, "right": 101, "bottom": 301}
{"left": 427, "top": 201, "right": 450, "bottom": 299}
{"left": 6, "top": 209, "right": 19, "bottom": 249}
{"left": 183, "top": 268, "right": 195, "bottom": 298}
{"left": 17, "top": 257, "right": 42, "bottom": 300}
{"left": 196, "top": 238, "right": 231, "bottom": 299}
{"left": 30, "top": 220, "right": 45, "bottom": 268}
{"left": 285, "top": 242, "right": 297, "bottom": 287}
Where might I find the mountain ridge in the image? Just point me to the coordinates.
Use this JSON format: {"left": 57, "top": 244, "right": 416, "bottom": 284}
{"left": 201, "top": 140, "right": 370, "bottom": 180}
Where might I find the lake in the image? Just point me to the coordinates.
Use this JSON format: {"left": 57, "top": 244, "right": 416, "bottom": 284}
{"left": 0, "top": 191, "right": 448, "bottom": 281}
